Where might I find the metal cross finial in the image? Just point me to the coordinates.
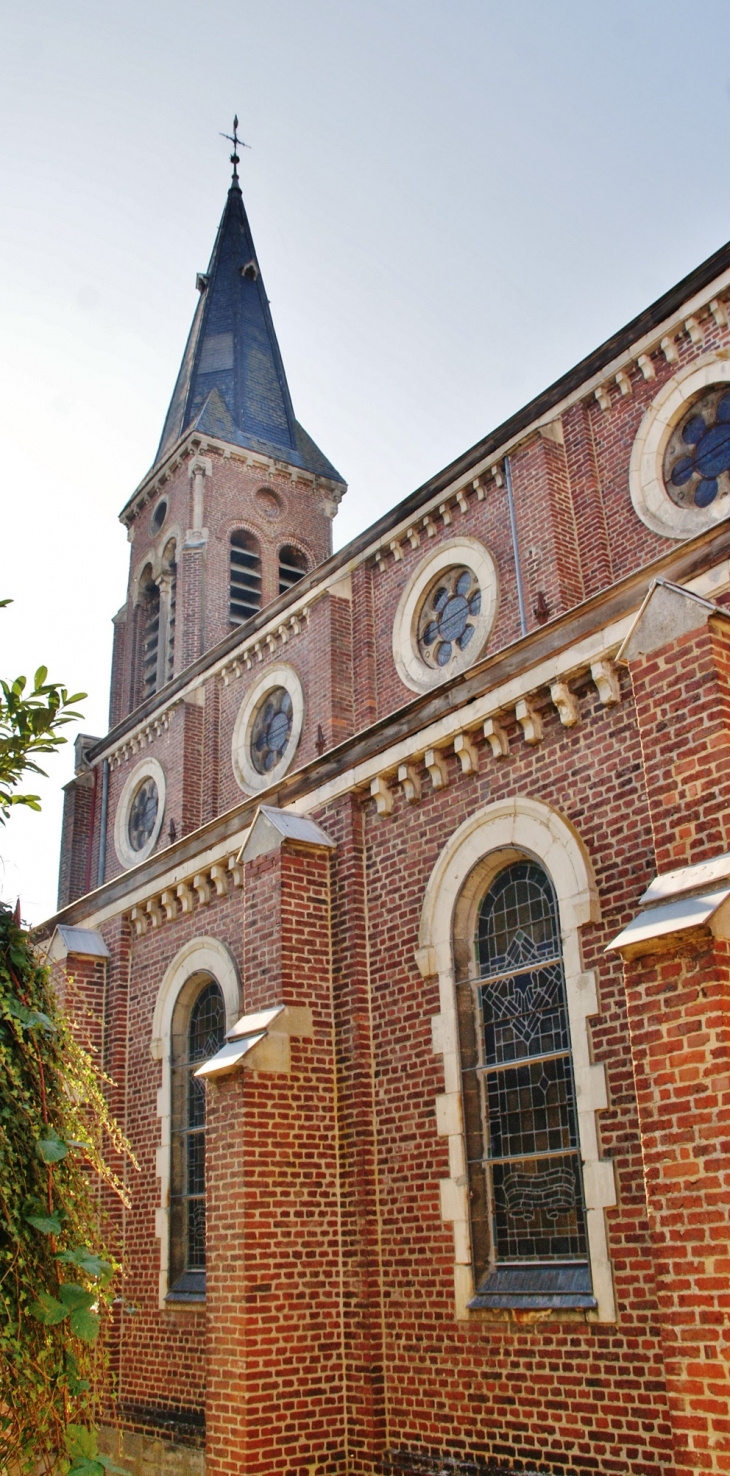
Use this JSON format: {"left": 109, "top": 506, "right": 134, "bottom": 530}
{"left": 220, "top": 114, "right": 250, "bottom": 183}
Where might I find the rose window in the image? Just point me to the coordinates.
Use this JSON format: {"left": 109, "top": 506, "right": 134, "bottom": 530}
{"left": 417, "top": 567, "right": 482, "bottom": 669}
{"left": 128, "top": 777, "right": 159, "bottom": 853}
{"left": 663, "top": 388, "right": 730, "bottom": 510}
{"left": 250, "top": 687, "right": 293, "bottom": 774}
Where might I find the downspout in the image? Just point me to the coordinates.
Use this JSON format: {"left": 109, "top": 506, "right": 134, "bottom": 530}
{"left": 504, "top": 454, "right": 528, "bottom": 638}
{"left": 97, "top": 758, "right": 109, "bottom": 889}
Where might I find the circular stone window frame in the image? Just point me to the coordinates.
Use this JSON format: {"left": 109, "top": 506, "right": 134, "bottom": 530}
{"left": 629, "top": 355, "right": 730, "bottom": 540}
{"left": 231, "top": 663, "right": 305, "bottom": 795}
{"left": 392, "top": 536, "right": 499, "bottom": 694}
{"left": 114, "top": 757, "right": 166, "bottom": 869}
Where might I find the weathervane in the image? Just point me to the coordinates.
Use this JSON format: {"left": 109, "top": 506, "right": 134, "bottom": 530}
{"left": 220, "top": 115, "right": 249, "bottom": 183}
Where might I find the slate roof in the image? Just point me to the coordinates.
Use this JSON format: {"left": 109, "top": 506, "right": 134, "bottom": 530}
{"left": 155, "top": 179, "right": 345, "bottom": 485}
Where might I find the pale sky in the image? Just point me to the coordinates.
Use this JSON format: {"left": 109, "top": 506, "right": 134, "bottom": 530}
{"left": 2, "top": 0, "right": 729, "bottom": 923}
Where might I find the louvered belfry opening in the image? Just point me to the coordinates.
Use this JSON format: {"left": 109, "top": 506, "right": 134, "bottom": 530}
{"left": 230, "top": 530, "right": 262, "bottom": 624}
{"left": 141, "top": 576, "right": 161, "bottom": 700}
{"left": 278, "top": 543, "right": 308, "bottom": 595}
{"left": 163, "top": 540, "right": 177, "bottom": 684}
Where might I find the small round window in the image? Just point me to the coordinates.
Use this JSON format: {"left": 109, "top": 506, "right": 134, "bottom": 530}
{"left": 663, "top": 387, "right": 730, "bottom": 511}
{"left": 250, "top": 687, "right": 293, "bottom": 774}
{"left": 392, "top": 537, "right": 499, "bottom": 695}
{"left": 151, "top": 498, "right": 168, "bottom": 534}
{"left": 114, "top": 757, "right": 166, "bottom": 868}
{"left": 231, "top": 665, "right": 305, "bottom": 795}
{"left": 418, "top": 566, "right": 482, "bottom": 669}
{"left": 128, "top": 776, "right": 159, "bottom": 852}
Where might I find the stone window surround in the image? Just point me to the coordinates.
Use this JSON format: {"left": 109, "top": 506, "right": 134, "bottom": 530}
{"left": 231, "top": 662, "right": 305, "bottom": 795}
{"left": 114, "top": 757, "right": 166, "bottom": 869}
{"left": 630, "top": 355, "right": 730, "bottom": 541}
{"left": 417, "top": 796, "right": 617, "bottom": 1323}
{"left": 150, "top": 936, "right": 241, "bottom": 1307}
{"left": 392, "top": 536, "right": 500, "bottom": 695}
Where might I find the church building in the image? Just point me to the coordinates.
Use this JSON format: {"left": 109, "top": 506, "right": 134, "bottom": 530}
{"left": 43, "top": 140, "right": 730, "bottom": 1476}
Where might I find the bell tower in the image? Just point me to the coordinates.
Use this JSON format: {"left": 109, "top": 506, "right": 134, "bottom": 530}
{"left": 109, "top": 129, "right": 346, "bottom": 727}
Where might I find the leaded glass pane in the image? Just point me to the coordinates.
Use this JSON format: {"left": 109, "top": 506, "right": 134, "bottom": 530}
{"left": 461, "top": 860, "right": 591, "bottom": 1288}
{"left": 169, "top": 976, "right": 225, "bottom": 1293}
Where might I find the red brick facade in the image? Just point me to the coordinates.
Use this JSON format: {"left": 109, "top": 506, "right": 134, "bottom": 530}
{"left": 46, "top": 186, "right": 730, "bottom": 1474}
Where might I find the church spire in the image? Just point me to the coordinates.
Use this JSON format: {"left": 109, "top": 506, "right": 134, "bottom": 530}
{"left": 155, "top": 134, "right": 344, "bottom": 487}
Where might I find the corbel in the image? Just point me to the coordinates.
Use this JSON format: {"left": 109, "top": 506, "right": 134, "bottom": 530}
{"left": 424, "top": 747, "right": 449, "bottom": 790}
{"left": 453, "top": 731, "right": 479, "bottom": 775}
{"left": 277, "top": 624, "right": 289, "bottom": 644}
{"left": 684, "top": 316, "right": 703, "bottom": 345}
{"left": 591, "top": 658, "right": 621, "bottom": 706}
{"left": 439, "top": 502, "right": 452, "bottom": 527}
{"left": 253, "top": 641, "right": 263, "bottom": 662}
{"left": 289, "top": 614, "right": 302, "bottom": 635}
{"left": 515, "top": 698, "right": 543, "bottom": 745}
{"left": 389, "top": 539, "right": 404, "bottom": 562}
{"left": 550, "top": 682, "right": 580, "bottom": 728}
{"left": 193, "top": 873, "right": 211, "bottom": 906}
{"left": 228, "top": 855, "right": 244, "bottom": 887}
{"left": 595, "top": 385, "right": 611, "bottom": 412}
{"left": 473, "top": 476, "right": 486, "bottom": 501}
{"left": 455, "top": 488, "right": 469, "bottom": 513}
{"left": 710, "top": 298, "right": 728, "bottom": 329}
{"left": 210, "top": 864, "right": 229, "bottom": 898}
{"left": 637, "top": 353, "right": 655, "bottom": 381}
{"left": 490, "top": 464, "right": 504, "bottom": 489}
{"left": 397, "top": 763, "right": 422, "bottom": 804}
{"left": 422, "top": 514, "right": 437, "bottom": 538}
{"left": 661, "top": 335, "right": 679, "bottom": 364}
{"left": 176, "top": 881, "right": 194, "bottom": 914}
{"left": 370, "top": 775, "right": 394, "bottom": 816}
{"left": 406, "top": 526, "right": 421, "bottom": 549}
{"left": 160, "top": 889, "right": 178, "bottom": 922}
{"left": 483, "top": 716, "right": 509, "bottom": 759}
{"left": 615, "top": 370, "right": 632, "bottom": 398}
{"left": 146, "top": 898, "right": 164, "bottom": 929}
{"left": 130, "top": 905, "right": 147, "bottom": 937}
{"left": 375, "top": 552, "right": 387, "bottom": 573}
{"left": 265, "top": 633, "right": 277, "bottom": 655}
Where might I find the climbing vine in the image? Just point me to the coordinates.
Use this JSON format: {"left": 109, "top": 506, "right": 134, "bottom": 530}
{"left": 0, "top": 904, "right": 136, "bottom": 1474}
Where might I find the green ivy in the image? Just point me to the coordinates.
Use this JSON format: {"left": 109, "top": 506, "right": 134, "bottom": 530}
{"left": 0, "top": 903, "right": 136, "bottom": 1473}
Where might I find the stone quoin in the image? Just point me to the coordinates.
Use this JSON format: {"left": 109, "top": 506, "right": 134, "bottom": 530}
{"left": 42, "top": 146, "right": 730, "bottom": 1476}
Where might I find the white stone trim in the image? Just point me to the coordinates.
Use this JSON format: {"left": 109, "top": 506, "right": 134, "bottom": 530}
{"left": 150, "top": 937, "right": 241, "bottom": 1307}
{"left": 113, "top": 758, "right": 166, "bottom": 869}
{"left": 417, "top": 797, "right": 616, "bottom": 1324}
{"left": 392, "top": 537, "right": 499, "bottom": 694}
{"left": 231, "top": 663, "right": 305, "bottom": 795}
{"left": 629, "top": 355, "right": 730, "bottom": 540}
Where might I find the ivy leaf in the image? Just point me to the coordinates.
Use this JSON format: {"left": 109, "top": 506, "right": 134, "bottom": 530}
{"left": 64, "top": 1350, "right": 90, "bottom": 1396}
{"left": 59, "top": 1282, "right": 95, "bottom": 1311}
{"left": 66, "top": 1423, "right": 97, "bottom": 1457}
{"left": 57, "top": 1246, "right": 113, "bottom": 1280}
{"left": 37, "top": 1127, "right": 70, "bottom": 1162}
{"left": 27, "top": 1211, "right": 64, "bottom": 1235}
{"left": 29, "top": 1290, "right": 68, "bottom": 1325}
{"left": 69, "top": 1307, "right": 100, "bottom": 1342}
{"left": 67, "top": 1460, "right": 105, "bottom": 1476}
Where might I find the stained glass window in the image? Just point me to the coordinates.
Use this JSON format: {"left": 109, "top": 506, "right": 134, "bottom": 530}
{"left": 417, "top": 566, "right": 481, "bottom": 670}
{"left": 169, "top": 977, "right": 226, "bottom": 1298}
{"left": 127, "top": 777, "right": 159, "bottom": 852}
{"left": 250, "top": 686, "right": 293, "bottom": 774}
{"left": 663, "top": 387, "right": 730, "bottom": 511}
{"left": 459, "top": 860, "right": 595, "bottom": 1309}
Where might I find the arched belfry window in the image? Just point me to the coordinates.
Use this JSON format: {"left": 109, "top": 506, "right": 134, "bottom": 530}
{"left": 168, "top": 976, "right": 226, "bottom": 1298}
{"left": 230, "top": 531, "right": 262, "bottom": 624}
{"left": 278, "top": 544, "right": 307, "bottom": 595}
{"left": 459, "top": 859, "right": 595, "bottom": 1310}
{"left": 140, "top": 572, "right": 160, "bottom": 701}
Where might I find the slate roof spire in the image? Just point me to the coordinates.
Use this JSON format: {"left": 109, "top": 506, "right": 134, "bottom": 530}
{"left": 155, "top": 143, "right": 344, "bottom": 487}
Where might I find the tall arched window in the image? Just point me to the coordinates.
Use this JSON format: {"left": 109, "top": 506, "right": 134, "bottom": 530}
{"left": 168, "top": 975, "right": 226, "bottom": 1298}
{"left": 140, "top": 573, "right": 160, "bottom": 701}
{"left": 230, "top": 531, "right": 262, "bottom": 624}
{"left": 278, "top": 544, "right": 307, "bottom": 595}
{"left": 459, "top": 859, "right": 594, "bottom": 1310}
